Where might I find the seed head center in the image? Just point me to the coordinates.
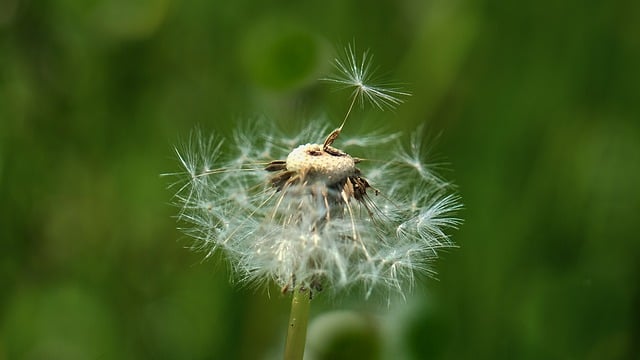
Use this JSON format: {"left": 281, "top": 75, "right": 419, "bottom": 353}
{"left": 286, "top": 144, "right": 356, "bottom": 184}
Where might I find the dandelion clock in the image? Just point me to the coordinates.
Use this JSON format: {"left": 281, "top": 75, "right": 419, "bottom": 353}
{"left": 167, "top": 43, "right": 462, "bottom": 360}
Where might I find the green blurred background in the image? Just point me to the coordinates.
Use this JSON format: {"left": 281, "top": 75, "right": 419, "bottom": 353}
{"left": 1, "top": 0, "right": 639, "bottom": 359}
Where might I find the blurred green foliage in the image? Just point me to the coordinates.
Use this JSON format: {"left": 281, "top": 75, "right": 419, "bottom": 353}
{"left": 1, "top": 0, "right": 639, "bottom": 359}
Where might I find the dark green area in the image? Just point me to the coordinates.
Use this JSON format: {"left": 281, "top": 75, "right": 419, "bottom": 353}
{"left": 1, "top": 0, "right": 638, "bottom": 359}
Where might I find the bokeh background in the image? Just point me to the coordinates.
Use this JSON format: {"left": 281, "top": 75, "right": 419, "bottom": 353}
{"left": 1, "top": 0, "right": 639, "bottom": 359}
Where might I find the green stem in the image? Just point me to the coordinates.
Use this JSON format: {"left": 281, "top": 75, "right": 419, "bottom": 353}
{"left": 283, "top": 287, "right": 311, "bottom": 360}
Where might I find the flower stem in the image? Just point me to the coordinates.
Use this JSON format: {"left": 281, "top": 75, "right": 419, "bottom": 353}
{"left": 283, "top": 287, "right": 311, "bottom": 360}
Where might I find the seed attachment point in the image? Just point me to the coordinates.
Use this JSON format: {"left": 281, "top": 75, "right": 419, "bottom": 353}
{"left": 286, "top": 144, "right": 357, "bottom": 184}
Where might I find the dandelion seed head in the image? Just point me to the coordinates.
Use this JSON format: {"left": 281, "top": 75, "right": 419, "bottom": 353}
{"left": 170, "top": 121, "right": 462, "bottom": 301}
{"left": 168, "top": 44, "right": 461, "bottom": 302}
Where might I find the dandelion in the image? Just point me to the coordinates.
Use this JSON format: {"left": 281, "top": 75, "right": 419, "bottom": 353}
{"left": 168, "top": 43, "right": 461, "bottom": 360}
